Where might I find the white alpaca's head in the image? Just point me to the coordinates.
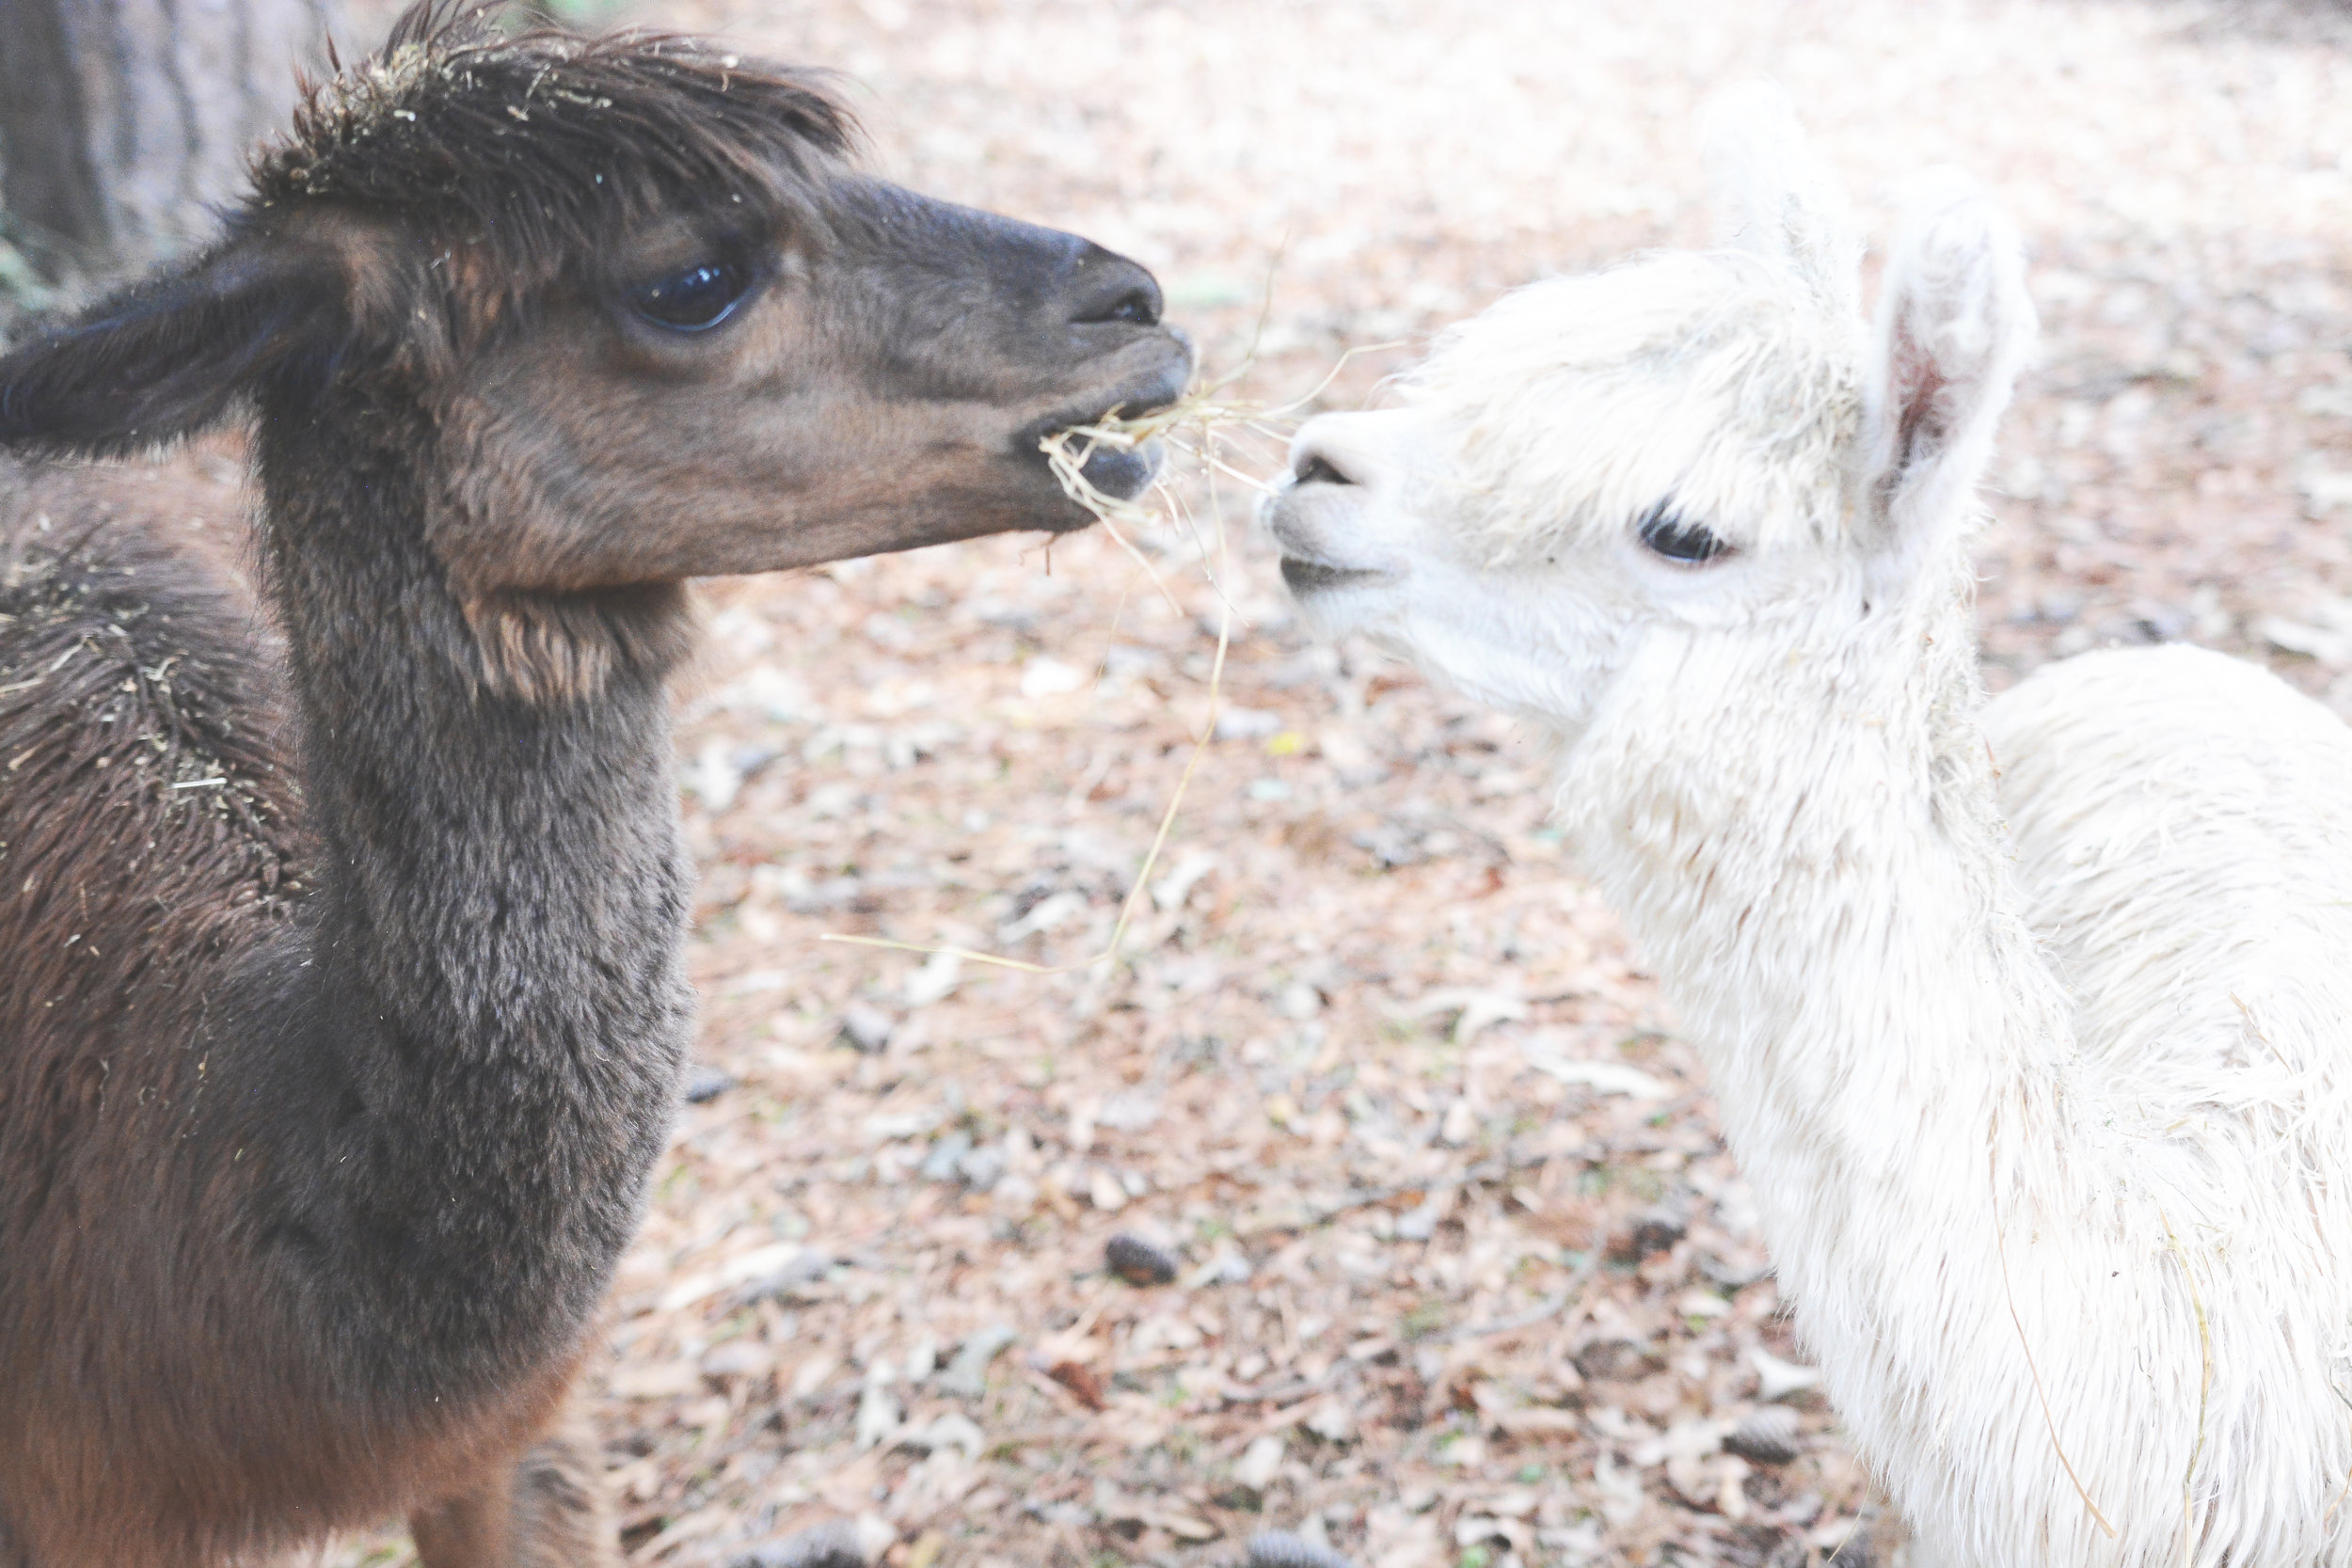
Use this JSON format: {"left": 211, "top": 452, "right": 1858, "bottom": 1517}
{"left": 1264, "top": 87, "right": 2035, "bottom": 741}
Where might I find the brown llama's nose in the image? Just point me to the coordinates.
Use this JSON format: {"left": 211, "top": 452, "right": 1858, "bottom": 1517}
{"left": 1061, "top": 245, "right": 1164, "bottom": 328}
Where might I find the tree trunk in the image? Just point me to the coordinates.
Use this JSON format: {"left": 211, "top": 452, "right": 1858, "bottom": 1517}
{"left": 0, "top": 0, "right": 337, "bottom": 281}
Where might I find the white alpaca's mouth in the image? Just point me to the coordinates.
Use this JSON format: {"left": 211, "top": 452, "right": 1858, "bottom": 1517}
{"left": 1262, "top": 466, "right": 1398, "bottom": 599}
{"left": 1279, "top": 556, "right": 1388, "bottom": 594}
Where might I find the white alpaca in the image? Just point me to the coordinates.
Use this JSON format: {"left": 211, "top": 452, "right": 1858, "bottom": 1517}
{"left": 1265, "top": 87, "right": 2352, "bottom": 1568}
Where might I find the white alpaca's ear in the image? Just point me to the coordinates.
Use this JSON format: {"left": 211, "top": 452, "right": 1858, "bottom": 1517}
{"left": 1701, "top": 82, "right": 1859, "bottom": 316}
{"left": 1861, "top": 174, "right": 2036, "bottom": 560}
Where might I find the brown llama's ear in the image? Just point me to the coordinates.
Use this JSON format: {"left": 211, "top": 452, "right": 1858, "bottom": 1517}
{"left": 0, "top": 240, "right": 346, "bottom": 458}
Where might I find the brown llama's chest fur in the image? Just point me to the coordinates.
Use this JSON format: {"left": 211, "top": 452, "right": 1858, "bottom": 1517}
{"left": 0, "top": 448, "right": 672, "bottom": 1567}
{"left": 0, "top": 451, "right": 469, "bottom": 1566}
{"left": 0, "top": 446, "right": 306, "bottom": 1041}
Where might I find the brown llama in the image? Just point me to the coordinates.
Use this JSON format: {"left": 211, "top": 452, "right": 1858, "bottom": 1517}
{"left": 0, "top": 5, "right": 1191, "bottom": 1564}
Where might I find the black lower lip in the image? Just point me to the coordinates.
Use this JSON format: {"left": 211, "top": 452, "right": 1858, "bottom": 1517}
{"left": 1280, "top": 557, "right": 1379, "bottom": 594}
{"left": 1079, "top": 439, "right": 1159, "bottom": 500}
{"left": 1023, "top": 344, "right": 1194, "bottom": 512}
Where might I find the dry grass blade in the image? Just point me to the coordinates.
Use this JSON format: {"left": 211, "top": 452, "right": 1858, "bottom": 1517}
{"left": 820, "top": 356, "right": 1320, "bottom": 977}
{"left": 2328, "top": 1380, "right": 2352, "bottom": 1523}
{"left": 817, "top": 309, "right": 1411, "bottom": 979}
{"left": 1992, "top": 1148, "right": 2118, "bottom": 1541}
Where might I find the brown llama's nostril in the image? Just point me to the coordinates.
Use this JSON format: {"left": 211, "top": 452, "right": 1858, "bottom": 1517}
{"left": 1295, "top": 453, "right": 1354, "bottom": 487}
{"left": 1066, "top": 253, "right": 1165, "bottom": 327}
{"left": 1077, "top": 283, "right": 1161, "bottom": 328}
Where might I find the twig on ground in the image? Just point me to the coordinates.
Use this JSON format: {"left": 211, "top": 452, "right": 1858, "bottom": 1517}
{"left": 1443, "top": 1245, "right": 1605, "bottom": 1343}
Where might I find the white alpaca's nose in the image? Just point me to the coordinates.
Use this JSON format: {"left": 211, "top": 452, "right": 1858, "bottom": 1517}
{"left": 1292, "top": 451, "right": 1358, "bottom": 487}
{"left": 1283, "top": 408, "right": 1430, "bottom": 499}
{"left": 1285, "top": 418, "right": 1379, "bottom": 495}
{"left": 1264, "top": 412, "right": 1418, "bottom": 602}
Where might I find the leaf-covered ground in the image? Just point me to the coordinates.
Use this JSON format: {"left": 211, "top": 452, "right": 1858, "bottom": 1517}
{"left": 299, "top": 0, "right": 2349, "bottom": 1563}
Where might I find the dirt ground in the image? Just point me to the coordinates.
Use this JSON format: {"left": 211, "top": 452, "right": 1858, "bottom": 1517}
{"left": 290, "top": 0, "right": 2352, "bottom": 1564}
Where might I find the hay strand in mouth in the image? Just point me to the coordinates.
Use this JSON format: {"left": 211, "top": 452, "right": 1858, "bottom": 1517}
{"left": 1036, "top": 328, "right": 1406, "bottom": 533}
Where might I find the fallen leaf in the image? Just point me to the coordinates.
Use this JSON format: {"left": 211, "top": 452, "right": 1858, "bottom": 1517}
{"left": 1046, "top": 1359, "right": 1107, "bottom": 1411}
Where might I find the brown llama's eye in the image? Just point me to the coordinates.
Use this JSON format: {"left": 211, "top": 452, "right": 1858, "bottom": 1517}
{"left": 1637, "top": 501, "right": 1732, "bottom": 564}
{"left": 628, "top": 256, "right": 755, "bottom": 332}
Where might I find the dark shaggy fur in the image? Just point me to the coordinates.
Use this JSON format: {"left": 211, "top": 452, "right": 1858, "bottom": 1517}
{"left": 0, "top": 8, "right": 852, "bottom": 459}
{"left": 0, "top": 420, "right": 695, "bottom": 1568}
{"left": 259, "top": 1, "right": 855, "bottom": 314}
{"left": 0, "top": 1, "right": 1188, "bottom": 1563}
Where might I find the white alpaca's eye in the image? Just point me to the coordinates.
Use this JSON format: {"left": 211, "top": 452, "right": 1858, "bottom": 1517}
{"left": 1637, "top": 502, "right": 1732, "bottom": 564}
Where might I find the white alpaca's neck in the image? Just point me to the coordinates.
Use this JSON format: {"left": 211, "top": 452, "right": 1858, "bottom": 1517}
{"left": 1566, "top": 573, "right": 2091, "bottom": 1183}
{"left": 1556, "top": 570, "right": 2182, "bottom": 1562}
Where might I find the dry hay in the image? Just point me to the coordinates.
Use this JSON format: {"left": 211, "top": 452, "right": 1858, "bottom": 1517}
{"left": 824, "top": 328, "right": 1380, "bottom": 980}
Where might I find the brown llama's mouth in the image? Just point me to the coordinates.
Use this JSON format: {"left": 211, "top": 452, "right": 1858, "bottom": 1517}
{"left": 1031, "top": 419, "right": 1166, "bottom": 504}
{"left": 1022, "top": 355, "right": 1194, "bottom": 511}
{"left": 1071, "top": 433, "right": 1163, "bottom": 501}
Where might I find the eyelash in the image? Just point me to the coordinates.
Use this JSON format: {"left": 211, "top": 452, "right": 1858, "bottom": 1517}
{"left": 1636, "top": 500, "right": 1733, "bottom": 564}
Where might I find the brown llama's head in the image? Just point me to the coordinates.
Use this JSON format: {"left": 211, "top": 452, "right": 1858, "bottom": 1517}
{"left": 0, "top": 0, "right": 1190, "bottom": 609}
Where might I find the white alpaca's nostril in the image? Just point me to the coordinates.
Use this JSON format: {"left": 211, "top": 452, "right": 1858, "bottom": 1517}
{"left": 1294, "top": 452, "right": 1355, "bottom": 487}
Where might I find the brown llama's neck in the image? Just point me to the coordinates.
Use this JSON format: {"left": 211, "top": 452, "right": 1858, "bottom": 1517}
{"left": 240, "top": 391, "right": 696, "bottom": 1397}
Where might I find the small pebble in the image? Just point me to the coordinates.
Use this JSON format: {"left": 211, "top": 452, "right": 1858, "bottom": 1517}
{"left": 934, "top": 1322, "right": 1019, "bottom": 1399}
{"left": 1247, "top": 1531, "right": 1356, "bottom": 1568}
{"left": 1232, "top": 1433, "right": 1286, "bottom": 1490}
{"left": 1394, "top": 1192, "right": 1449, "bottom": 1242}
{"left": 1614, "top": 1205, "right": 1687, "bottom": 1261}
{"left": 898, "top": 1410, "right": 986, "bottom": 1461}
{"left": 853, "top": 1358, "right": 900, "bottom": 1449}
{"left": 837, "top": 1005, "right": 895, "bottom": 1053}
{"left": 681, "top": 1063, "right": 736, "bottom": 1104}
{"left": 737, "top": 1248, "right": 832, "bottom": 1306}
{"left": 1749, "top": 1346, "right": 1824, "bottom": 1402}
{"left": 1700, "top": 1252, "right": 1773, "bottom": 1290}
{"left": 1185, "top": 1250, "right": 1253, "bottom": 1288}
{"left": 699, "top": 1340, "right": 774, "bottom": 1383}
{"left": 955, "top": 1143, "right": 1007, "bottom": 1191}
{"left": 1723, "top": 1406, "right": 1804, "bottom": 1465}
{"left": 1572, "top": 1338, "right": 1664, "bottom": 1383}
{"left": 917, "top": 1130, "right": 973, "bottom": 1183}
{"left": 732, "top": 1517, "right": 869, "bottom": 1568}
{"left": 1302, "top": 1397, "right": 1356, "bottom": 1442}
{"left": 1105, "top": 1231, "right": 1179, "bottom": 1286}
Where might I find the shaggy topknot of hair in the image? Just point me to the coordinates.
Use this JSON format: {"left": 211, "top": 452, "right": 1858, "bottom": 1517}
{"left": 249, "top": 0, "right": 856, "bottom": 302}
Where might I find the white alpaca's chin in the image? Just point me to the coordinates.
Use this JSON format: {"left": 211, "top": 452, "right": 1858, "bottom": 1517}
{"left": 1262, "top": 484, "right": 1397, "bottom": 637}
{"left": 1279, "top": 566, "right": 1396, "bottom": 642}
{"left": 1417, "top": 633, "right": 1597, "bottom": 736}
